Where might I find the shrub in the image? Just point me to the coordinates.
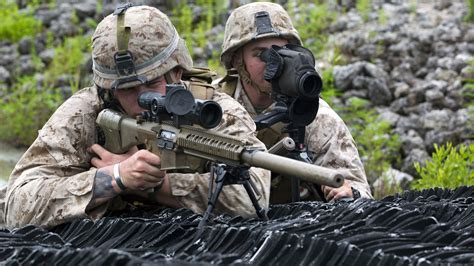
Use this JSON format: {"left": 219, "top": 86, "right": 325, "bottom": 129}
{"left": 0, "top": 76, "right": 62, "bottom": 145}
{"left": 357, "top": 0, "right": 372, "bottom": 22}
{"left": 289, "top": 1, "right": 336, "bottom": 57}
{"left": 411, "top": 143, "right": 474, "bottom": 190}
{"left": 0, "top": 0, "right": 42, "bottom": 42}
{"left": 45, "top": 35, "right": 92, "bottom": 93}
{"left": 0, "top": 33, "right": 91, "bottom": 146}
{"left": 467, "top": 0, "right": 474, "bottom": 22}
{"left": 172, "top": 0, "right": 226, "bottom": 62}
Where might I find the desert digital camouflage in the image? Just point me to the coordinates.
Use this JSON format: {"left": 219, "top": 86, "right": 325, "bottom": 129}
{"left": 3, "top": 83, "right": 270, "bottom": 228}
{"left": 220, "top": 2, "right": 302, "bottom": 70}
{"left": 218, "top": 77, "right": 372, "bottom": 202}
{"left": 218, "top": 2, "right": 372, "bottom": 202}
{"left": 1, "top": 5, "right": 270, "bottom": 228}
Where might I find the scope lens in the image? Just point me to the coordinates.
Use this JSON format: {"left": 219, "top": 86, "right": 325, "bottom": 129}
{"left": 299, "top": 72, "right": 322, "bottom": 99}
{"left": 196, "top": 101, "right": 223, "bottom": 129}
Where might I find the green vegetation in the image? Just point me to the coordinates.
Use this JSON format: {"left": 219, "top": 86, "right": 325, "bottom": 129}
{"left": 467, "top": 0, "right": 474, "bottom": 22}
{"left": 378, "top": 9, "right": 388, "bottom": 25}
{"left": 0, "top": 0, "right": 42, "bottom": 42}
{"left": 172, "top": 0, "right": 226, "bottom": 75}
{"left": 319, "top": 47, "right": 345, "bottom": 106}
{"left": 463, "top": 60, "right": 474, "bottom": 106}
{"left": 0, "top": 33, "right": 90, "bottom": 146}
{"left": 288, "top": 2, "right": 336, "bottom": 57}
{"left": 45, "top": 35, "right": 92, "bottom": 93}
{"left": 357, "top": 0, "right": 372, "bottom": 22}
{"left": 411, "top": 143, "right": 474, "bottom": 189}
{"left": 0, "top": 76, "right": 62, "bottom": 145}
{"left": 339, "top": 98, "right": 402, "bottom": 185}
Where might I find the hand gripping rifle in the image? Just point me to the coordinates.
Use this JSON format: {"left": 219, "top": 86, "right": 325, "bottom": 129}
{"left": 96, "top": 85, "right": 343, "bottom": 227}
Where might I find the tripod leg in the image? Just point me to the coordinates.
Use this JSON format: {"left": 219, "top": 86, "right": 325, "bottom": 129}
{"left": 198, "top": 171, "right": 226, "bottom": 228}
{"left": 291, "top": 176, "right": 301, "bottom": 202}
{"left": 242, "top": 181, "right": 268, "bottom": 220}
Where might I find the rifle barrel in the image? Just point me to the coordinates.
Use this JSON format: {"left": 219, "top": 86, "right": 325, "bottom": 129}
{"left": 241, "top": 150, "right": 344, "bottom": 188}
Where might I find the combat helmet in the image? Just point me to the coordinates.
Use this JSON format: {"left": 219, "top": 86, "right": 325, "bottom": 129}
{"left": 221, "top": 2, "right": 302, "bottom": 69}
{"left": 92, "top": 4, "right": 193, "bottom": 90}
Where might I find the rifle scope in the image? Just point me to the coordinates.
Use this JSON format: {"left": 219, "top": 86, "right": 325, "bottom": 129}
{"left": 138, "top": 85, "right": 223, "bottom": 129}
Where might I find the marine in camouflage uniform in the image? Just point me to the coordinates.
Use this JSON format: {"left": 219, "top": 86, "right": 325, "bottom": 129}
{"left": 217, "top": 2, "right": 372, "bottom": 203}
{"left": 1, "top": 5, "right": 270, "bottom": 228}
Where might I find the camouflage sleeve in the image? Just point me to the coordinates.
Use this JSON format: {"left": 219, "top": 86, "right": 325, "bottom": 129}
{"left": 3, "top": 88, "right": 106, "bottom": 228}
{"left": 167, "top": 91, "right": 271, "bottom": 217}
{"left": 306, "top": 99, "right": 373, "bottom": 199}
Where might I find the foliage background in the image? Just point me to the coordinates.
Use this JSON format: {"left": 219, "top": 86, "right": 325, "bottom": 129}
{"left": 0, "top": 0, "right": 472, "bottom": 198}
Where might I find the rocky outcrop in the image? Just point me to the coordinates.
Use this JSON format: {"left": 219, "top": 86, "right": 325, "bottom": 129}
{"left": 331, "top": 1, "right": 473, "bottom": 177}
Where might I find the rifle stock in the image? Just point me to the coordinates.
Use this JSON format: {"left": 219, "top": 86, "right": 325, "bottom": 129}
{"left": 96, "top": 109, "right": 344, "bottom": 188}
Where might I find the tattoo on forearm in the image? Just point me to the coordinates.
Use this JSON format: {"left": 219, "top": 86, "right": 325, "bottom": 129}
{"left": 87, "top": 170, "right": 118, "bottom": 210}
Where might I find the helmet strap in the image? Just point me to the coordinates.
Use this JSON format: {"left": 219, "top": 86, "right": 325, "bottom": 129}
{"left": 111, "top": 3, "right": 149, "bottom": 90}
{"left": 234, "top": 50, "right": 271, "bottom": 97}
{"left": 165, "top": 71, "right": 177, "bottom": 84}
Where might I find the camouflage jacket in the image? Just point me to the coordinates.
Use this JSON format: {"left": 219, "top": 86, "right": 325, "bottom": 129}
{"left": 218, "top": 76, "right": 372, "bottom": 203}
{"left": 2, "top": 84, "right": 270, "bottom": 228}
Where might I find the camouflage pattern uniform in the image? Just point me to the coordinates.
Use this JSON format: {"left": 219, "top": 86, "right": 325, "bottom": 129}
{"left": 2, "top": 5, "right": 270, "bottom": 228}
{"left": 218, "top": 2, "right": 372, "bottom": 203}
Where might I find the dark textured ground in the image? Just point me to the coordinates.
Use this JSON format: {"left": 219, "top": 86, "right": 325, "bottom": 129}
{"left": 0, "top": 186, "right": 472, "bottom": 265}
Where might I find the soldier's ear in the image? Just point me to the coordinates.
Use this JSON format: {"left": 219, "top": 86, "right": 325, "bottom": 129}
{"left": 231, "top": 49, "right": 243, "bottom": 69}
{"left": 174, "top": 67, "right": 183, "bottom": 81}
{"left": 165, "top": 67, "right": 183, "bottom": 84}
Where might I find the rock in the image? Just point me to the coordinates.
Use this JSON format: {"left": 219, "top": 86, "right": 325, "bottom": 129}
{"left": 377, "top": 108, "right": 400, "bottom": 127}
{"left": 373, "top": 167, "right": 414, "bottom": 191}
{"left": 403, "top": 102, "right": 433, "bottom": 115}
{"left": 421, "top": 109, "right": 452, "bottom": 131}
{"left": 406, "top": 87, "right": 425, "bottom": 106}
{"left": 73, "top": 1, "right": 96, "bottom": 19}
{"left": 15, "top": 55, "right": 36, "bottom": 76}
{"left": 429, "top": 68, "right": 458, "bottom": 83}
{"left": 0, "top": 66, "right": 10, "bottom": 83}
{"left": 424, "top": 130, "right": 460, "bottom": 153}
{"left": 367, "top": 78, "right": 392, "bottom": 105}
{"left": 400, "top": 129, "right": 425, "bottom": 156}
{"left": 425, "top": 88, "right": 444, "bottom": 106}
{"left": 460, "top": 66, "right": 474, "bottom": 80}
{"left": 39, "top": 49, "right": 55, "bottom": 65}
{"left": 18, "top": 37, "right": 33, "bottom": 55}
{"left": 463, "top": 27, "right": 474, "bottom": 42}
{"left": 35, "top": 6, "right": 61, "bottom": 27}
{"left": 390, "top": 62, "right": 415, "bottom": 83}
{"left": 396, "top": 114, "right": 421, "bottom": 133}
{"left": 435, "top": 22, "right": 462, "bottom": 43}
{"left": 0, "top": 44, "right": 18, "bottom": 69}
{"left": 433, "top": 41, "right": 456, "bottom": 57}
{"left": 390, "top": 97, "right": 408, "bottom": 115}
{"left": 364, "top": 62, "right": 390, "bottom": 80}
{"left": 338, "top": 32, "right": 366, "bottom": 55}
{"left": 356, "top": 44, "right": 377, "bottom": 61}
{"left": 434, "top": 0, "right": 452, "bottom": 10}
{"left": 333, "top": 63, "right": 364, "bottom": 91}
{"left": 401, "top": 148, "right": 430, "bottom": 177}
{"left": 393, "top": 82, "right": 410, "bottom": 98}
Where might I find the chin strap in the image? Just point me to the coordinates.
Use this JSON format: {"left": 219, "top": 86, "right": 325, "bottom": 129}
{"left": 234, "top": 50, "right": 272, "bottom": 97}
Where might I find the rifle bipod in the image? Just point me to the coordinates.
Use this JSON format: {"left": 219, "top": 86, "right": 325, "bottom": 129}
{"left": 197, "top": 163, "right": 268, "bottom": 230}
